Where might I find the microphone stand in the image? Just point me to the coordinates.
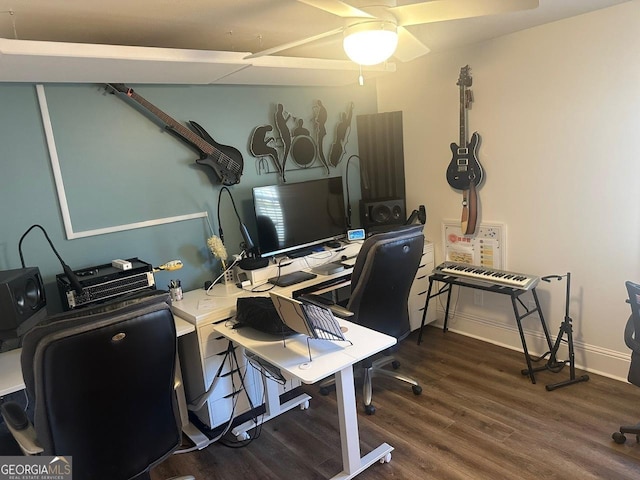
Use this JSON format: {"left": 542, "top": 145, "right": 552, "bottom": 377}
{"left": 217, "top": 187, "right": 267, "bottom": 271}
{"left": 534, "top": 272, "right": 590, "bottom": 391}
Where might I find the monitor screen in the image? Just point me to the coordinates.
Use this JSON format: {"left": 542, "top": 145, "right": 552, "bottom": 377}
{"left": 252, "top": 177, "right": 347, "bottom": 258}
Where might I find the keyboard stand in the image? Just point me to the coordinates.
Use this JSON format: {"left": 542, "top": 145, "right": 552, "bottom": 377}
{"left": 417, "top": 273, "right": 555, "bottom": 384}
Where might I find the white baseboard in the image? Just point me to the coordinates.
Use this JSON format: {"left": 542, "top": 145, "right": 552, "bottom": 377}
{"left": 427, "top": 307, "right": 631, "bottom": 383}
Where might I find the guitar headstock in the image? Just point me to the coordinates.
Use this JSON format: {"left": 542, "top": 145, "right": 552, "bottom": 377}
{"left": 456, "top": 65, "right": 473, "bottom": 88}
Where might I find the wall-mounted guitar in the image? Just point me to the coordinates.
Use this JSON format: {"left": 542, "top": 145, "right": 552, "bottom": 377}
{"left": 106, "top": 84, "right": 243, "bottom": 186}
{"left": 446, "top": 66, "right": 484, "bottom": 235}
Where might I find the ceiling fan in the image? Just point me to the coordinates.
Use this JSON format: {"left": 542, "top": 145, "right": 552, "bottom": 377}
{"left": 246, "top": 0, "right": 539, "bottom": 65}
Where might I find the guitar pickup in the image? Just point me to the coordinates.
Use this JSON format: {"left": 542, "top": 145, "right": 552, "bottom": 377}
{"left": 457, "top": 147, "right": 468, "bottom": 155}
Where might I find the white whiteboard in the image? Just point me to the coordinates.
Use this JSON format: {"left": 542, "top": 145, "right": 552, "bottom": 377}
{"left": 36, "top": 84, "right": 208, "bottom": 239}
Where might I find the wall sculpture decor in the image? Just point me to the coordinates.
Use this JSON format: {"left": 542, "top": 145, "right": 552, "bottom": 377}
{"left": 249, "top": 100, "right": 354, "bottom": 182}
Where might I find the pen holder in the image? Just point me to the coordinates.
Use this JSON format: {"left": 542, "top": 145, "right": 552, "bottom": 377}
{"left": 222, "top": 268, "right": 235, "bottom": 290}
{"left": 169, "top": 286, "right": 183, "bottom": 302}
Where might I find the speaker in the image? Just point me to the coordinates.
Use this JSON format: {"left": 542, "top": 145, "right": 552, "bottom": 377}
{"left": 361, "top": 198, "right": 406, "bottom": 229}
{"left": 0, "top": 267, "right": 47, "bottom": 341}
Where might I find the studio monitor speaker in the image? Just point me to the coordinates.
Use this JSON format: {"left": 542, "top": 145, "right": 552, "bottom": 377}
{"left": 361, "top": 198, "right": 406, "bottom": 229}
{"left": 0, "top": 267, "right": 47, "bottom": 340}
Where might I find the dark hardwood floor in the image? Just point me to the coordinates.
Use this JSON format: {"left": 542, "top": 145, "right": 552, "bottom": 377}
{"left": 152, "top": 326, "right": 640, "bottom": 479}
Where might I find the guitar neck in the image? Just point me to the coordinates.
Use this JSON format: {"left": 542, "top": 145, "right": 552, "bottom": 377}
{"left": 459, "top": 85, "right": 467, "bottom": 146}
{"left": 125, "top": 90, "right": 215, "bottom": 155}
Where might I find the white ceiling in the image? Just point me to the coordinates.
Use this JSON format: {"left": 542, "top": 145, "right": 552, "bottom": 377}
{"left": 0, "top": 0, "right": 630, "bottom": 85}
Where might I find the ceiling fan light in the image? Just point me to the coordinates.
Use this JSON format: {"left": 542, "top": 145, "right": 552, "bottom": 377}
{"left": 343, "top": 21, "right": 398, "bottom": 66}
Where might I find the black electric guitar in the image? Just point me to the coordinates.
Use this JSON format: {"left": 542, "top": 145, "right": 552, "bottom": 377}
{"left": 106, "top": 83, "right": 243, "bottom": 186}
{"left": 446, "top": 66, "right": 484, "bottom": 190}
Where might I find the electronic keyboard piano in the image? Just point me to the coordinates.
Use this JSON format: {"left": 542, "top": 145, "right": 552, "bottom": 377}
{"left": 433, "top": 262, "right": 540, "bottom": 291}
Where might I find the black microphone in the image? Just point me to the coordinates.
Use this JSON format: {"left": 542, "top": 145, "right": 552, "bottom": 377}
{"left": 18, "top": 224, "right": 84, "bottom": 294}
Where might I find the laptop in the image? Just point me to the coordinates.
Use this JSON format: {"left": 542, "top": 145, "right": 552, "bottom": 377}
{"left": 268, "top": 292, "right": 347, "bottom": 342}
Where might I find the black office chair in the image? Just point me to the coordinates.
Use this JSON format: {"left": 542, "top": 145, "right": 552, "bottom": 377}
{"left": 0, "top": 292, "right": 194, "bottom": 480}
{"left": 613, "top": 280, "right": 640, "bottom": 444}
{"left": 317, "top": 225, "right": 424, "bottom": 414}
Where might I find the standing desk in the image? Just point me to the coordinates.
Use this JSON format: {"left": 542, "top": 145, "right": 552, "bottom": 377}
{"left": 215, "top": 316, "right": 396, "bottom": 479}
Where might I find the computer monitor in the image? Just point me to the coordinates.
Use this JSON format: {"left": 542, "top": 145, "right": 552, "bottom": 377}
{"left": 252, "top": 177, "right": 347, "bottom": 258}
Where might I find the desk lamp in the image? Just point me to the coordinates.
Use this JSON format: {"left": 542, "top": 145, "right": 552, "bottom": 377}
{"left": 18, "top": 224, "right": 83, "bottom": 294}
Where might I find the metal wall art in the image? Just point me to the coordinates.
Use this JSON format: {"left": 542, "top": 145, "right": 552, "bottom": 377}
{"left": 249, "top": 100, "right": 354, "bottom": 182}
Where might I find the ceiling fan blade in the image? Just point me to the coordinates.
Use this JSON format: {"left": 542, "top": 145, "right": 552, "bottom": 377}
{"left": 390, "top": 0, "right": 539, "bottom": 27}
{"left": 394, "top": 26, "right": 431, "bottom": 62}
{"left": 244, "top": 27, "right": 343, "bottom": 59}
{"left": 297, "top": 0, "right": 374, "bottom": 19}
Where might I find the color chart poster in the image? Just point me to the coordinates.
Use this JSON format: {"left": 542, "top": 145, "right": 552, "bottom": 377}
{"left": 442, "top": 221, "right": 506, "bottom": 270}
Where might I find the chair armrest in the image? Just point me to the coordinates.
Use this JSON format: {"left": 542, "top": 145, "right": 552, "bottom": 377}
{"left": 299, "top": 294, "right": 354, "bottom": 318}
{"left": 327, "top": 304, "right": 355, "bottom": 319}
{"left": 625, "top": 315, "right": 640, "bottom": 353}
{"left": 0, "top": 402, "right": 43, "bottom": 455}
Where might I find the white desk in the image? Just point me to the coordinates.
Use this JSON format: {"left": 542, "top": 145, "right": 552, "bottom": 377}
{"left": 215, "top": 317, "right": 397, "bottom": 479}
{"left": 171, "top": 269, "right": 355, "bottom": 432}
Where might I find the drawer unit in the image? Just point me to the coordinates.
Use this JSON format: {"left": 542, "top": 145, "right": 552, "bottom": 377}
{"left": 178, "top": 316, "right": 264, "bottom": 429}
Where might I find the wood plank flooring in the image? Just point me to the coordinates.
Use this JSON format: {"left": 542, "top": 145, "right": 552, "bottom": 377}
{"left": 152, "top": 326, "right": 640, "bottom": 479}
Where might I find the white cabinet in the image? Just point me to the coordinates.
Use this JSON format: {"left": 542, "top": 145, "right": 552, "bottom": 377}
{"left": 408, "top": 241, "right": 435, "bottom": 331}
{"left": 174, "top": 288, "right": 304, "bottom": 431}
{"left": 178, "top": 316, "right": 264, "bottom": 430}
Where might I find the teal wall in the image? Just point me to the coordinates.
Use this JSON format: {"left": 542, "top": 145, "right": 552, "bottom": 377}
{"left": 0, "top": 82, "right": 377, "bottom": 312}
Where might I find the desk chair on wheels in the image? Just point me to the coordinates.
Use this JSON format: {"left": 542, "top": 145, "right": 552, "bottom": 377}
{"left": 0, "top": 292, "right": 194, "bottom": 480}
{"left": 316, "top": 225, "right": 424, "bottom": 415}
{"left": 613, "top": 280, "right": 640, "bottom": 445}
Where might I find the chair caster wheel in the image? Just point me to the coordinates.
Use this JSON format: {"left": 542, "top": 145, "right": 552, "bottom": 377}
{"left": 236, "top": 431, "right": 250, "bottom": 441}
{"left": 412, "top": 385, "right": 422, "bottom": 395}
{"left": 379, "top": 452, "right": 392, "bottom": 463}
{"left": 319, "top": 386, "right": 331, "bottom": 396}
{"left": 612, "top": 432, "right": 626, "bottom": 444}
{"left": 391, "top": 360, "right": 401, "bottom": 369}
{"left": 364, "top": 404, "right": 376, "bottom": 415}
{"left": 299, "top": 400, "right": 310, "bottom": 410}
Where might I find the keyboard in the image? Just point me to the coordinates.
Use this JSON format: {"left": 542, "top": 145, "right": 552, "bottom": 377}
{"left": 433, "top": 262, "right": 539, "bottom": 291}
{"left": 268, "top": 270, "right": 317, "bottom": 287}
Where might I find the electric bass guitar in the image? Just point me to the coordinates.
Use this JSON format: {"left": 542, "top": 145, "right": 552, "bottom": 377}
{"left": 106, "top": 83, "right": 243, "bottom": 186}
{"left": 446, "top": 66, "right": 484, "bottom": 190}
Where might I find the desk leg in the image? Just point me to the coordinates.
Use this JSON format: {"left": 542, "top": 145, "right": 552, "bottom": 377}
{"left": 332, "top": 365, "right": 393, "bottom": 480}
{"left": 231, "top": 372, "right": 311, "bottom": 441}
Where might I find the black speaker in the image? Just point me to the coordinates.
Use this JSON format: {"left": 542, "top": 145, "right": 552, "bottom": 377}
{"left": 0, "top": 267, "right": 47, "bottom": 341}
{"left": 361, "top": 198, "right": 406, "bottom": 229}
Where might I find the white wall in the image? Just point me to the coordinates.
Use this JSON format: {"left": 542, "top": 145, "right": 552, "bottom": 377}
{"left": 376, "top": 1, "right": 640, "bottom": 380}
